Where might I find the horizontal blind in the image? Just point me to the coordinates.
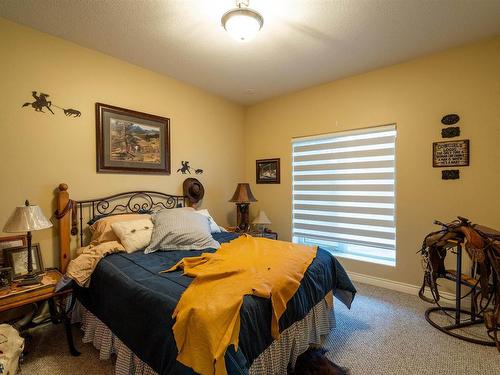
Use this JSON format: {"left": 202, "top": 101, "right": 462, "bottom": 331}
{"left": 292, "top": 125, "right": 396, "bottom": 263}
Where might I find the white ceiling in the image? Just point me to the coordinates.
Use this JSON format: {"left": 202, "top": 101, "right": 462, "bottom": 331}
{"left": 1, "top": 0, "right": 500, "bottom": 105}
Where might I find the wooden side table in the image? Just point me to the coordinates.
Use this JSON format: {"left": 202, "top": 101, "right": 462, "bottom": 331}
{"left": 0, "top": 269, "right": 80, "bottom": 356}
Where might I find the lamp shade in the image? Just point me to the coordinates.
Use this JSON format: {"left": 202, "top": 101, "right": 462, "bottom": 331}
{"left": 252, "top": 211, "right": 271, "bottom": 225}
{"left": 3, "top": 204, "right": 53, "bottom": 233}
{"left": 229, "top": 183, "right": 257, "bottom": 203}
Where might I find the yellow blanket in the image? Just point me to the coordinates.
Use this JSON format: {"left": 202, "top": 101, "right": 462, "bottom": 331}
{"left": 165, "top": 235, "right": 317, "bottom": 375}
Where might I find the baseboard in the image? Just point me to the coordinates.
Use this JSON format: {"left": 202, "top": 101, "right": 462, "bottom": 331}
{"left": 346, "top": 271, "right": 457, "bottom": 301}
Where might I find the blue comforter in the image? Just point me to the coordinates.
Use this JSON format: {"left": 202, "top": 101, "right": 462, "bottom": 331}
{"left": 75, "top": 232, "right": 355, "bottom": 374}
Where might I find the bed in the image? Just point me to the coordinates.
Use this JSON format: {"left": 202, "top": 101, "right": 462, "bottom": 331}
{"left": 55, "top": 180, "right": 356, "bottom": 375}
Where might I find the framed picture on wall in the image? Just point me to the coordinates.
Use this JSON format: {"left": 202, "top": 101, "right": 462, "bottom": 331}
{"left": 256, "top": 158, "right": 280, "bottom": 184}
{"left": 3, "top": 243, "right": 45, "bottom": 279}
{"left": 96, "top": 103, "right": 171, "bottom": 175}
{"left": 0, "top": 235, "right": 27, "bottom": 266}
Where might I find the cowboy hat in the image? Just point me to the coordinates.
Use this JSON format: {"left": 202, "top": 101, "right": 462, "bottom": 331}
{"left": 183, "top": 178, "right": 205, "bottom": 203}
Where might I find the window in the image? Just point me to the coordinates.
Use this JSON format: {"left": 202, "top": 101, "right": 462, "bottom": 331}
{"left": 292, "top": 125, "right": 396, "bottom": 266}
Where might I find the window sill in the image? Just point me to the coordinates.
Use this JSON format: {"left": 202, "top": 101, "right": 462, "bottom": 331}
{"left": 324, "top": 249, "right": 396, "bottom": 267}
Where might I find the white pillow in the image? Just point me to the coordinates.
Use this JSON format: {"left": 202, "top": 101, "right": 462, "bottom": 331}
{"left": 195, "top": 209, "right": 222, "bottom": 233}
{"left": 111, "top": 218, "right": 154, "bottom": 253}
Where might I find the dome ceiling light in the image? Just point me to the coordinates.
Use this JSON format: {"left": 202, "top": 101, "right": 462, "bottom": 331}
{"left": 221, "top": 0, "right": 264, "bottom": 41}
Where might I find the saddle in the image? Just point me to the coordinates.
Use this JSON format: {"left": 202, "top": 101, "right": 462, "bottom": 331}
{"left": 419, "top": 217, "right": 500, "bottom": 351}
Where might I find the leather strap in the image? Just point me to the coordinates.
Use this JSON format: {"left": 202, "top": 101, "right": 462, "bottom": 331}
{"left": 54, "top": 199, "right": 78, "bottom": 235}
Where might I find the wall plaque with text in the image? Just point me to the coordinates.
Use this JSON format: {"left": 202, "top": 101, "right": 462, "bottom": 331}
{"left": 433, "top": 140, "right": 469, "bottom": 167}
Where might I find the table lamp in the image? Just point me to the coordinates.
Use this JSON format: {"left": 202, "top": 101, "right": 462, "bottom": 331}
{"left": 3, "top": 200, "right": 52, "bottom": 285}
{"left": 252, "top": 211, "right": 271, "bottom": 234}
{"left": 229, "top": 183, "right": 257, "bottom": 231}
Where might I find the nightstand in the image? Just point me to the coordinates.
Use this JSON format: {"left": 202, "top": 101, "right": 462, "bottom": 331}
{"left": 224, "top": 227, "right": 278, "bottom": 240}
{"left": 251, "top": 230, "right": 278, "bottom": 240}
{"left": 0, "top": 269, "right": 80, "bottom": 356}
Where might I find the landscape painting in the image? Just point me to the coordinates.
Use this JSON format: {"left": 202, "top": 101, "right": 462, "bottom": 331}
{"left": 256, "top": 158, "right": 280, "bottom": 184}
{"left": 96, "top": 103, "right": 170, "bottom": 175}
{"left": 109, "top": 119, "right": 161, "bottom": 164}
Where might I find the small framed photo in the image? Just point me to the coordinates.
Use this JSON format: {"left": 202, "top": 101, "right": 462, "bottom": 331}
{"left": 256, "top": 158, "right": 280, "bottom": 184}
{"left": 96, "top": 102, "right": 171, "bottom": 175}
{"left": 0, "top": 267, "right": 13, "bottom": 290}
{"left": 3, "top": 244, "right": 45, "bottom": 279}
{"left": 0, "top": 235, "right": 27, "bottom": 266}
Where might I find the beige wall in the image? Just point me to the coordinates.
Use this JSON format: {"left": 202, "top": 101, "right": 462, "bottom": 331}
{"left": 0, "top": 18, "right": 245, "bottom": 267}
{"left": 244, "top": 37, "right": 500, "bottom": 287}
{"left": 2, "top": 17, "right": 499, "bottom": 288}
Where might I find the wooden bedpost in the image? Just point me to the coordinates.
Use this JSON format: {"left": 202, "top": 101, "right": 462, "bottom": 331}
{"left": 57, "top": 183, "right": 71, "bottom": 273}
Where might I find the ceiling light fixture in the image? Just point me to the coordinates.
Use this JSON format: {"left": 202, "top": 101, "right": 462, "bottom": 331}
{"left": 221, "top": 0, "right": 264, "bottom": 41}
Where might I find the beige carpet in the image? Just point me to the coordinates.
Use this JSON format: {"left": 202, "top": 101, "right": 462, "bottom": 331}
{"left": 21, "top": 283, "right": 500, "bottom": 374}
{"left": 326, "top": 283, "right": 500, "bottom": 374}
{"left": 21, "top": 323, "right": 114, "bottom": 375}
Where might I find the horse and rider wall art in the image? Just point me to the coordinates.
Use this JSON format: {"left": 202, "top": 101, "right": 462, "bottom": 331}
{"left": 22, "top": 91, "right": 81, "bottom": 117}
{"left": 177, "top": 161, "right": 203, "bottom": 175}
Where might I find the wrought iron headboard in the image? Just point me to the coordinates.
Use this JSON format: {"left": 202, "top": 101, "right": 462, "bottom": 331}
{"left": 56, "top": 183, "right": 192, "bottom": 273}
{"left": 74, "top": 191, "right": 186, "bottom": 246}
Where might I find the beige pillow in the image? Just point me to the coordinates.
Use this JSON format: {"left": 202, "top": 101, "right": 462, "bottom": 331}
{"left": 90, "top": 214, "right": 151, "bottom": 244}
{"left": 111, "top": 218, "right": 154, "bottom": 253}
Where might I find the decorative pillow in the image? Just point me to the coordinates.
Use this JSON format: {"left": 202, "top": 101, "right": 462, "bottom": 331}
{"left": 195, "top": 209, "right": 222, "bottom": 233}
{"left": 145, "top": 208, "right": 220, "bottom": 253}
{"left": 111, "top": 218, "right": 154, "bottom": 253}
{"left": 90, "top": 214, "right": 151, "bottom": 244}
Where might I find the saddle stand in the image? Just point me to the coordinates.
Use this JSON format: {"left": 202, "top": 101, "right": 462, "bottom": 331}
{"left": 419, "top": 217, "right": 500, "bottom": 349}
{"left": 424, "top": 239, "right": 496, "bottom": 346}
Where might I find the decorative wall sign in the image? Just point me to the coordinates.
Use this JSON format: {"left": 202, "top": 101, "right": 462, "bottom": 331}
{"left": 96, "top": 103, "right": 170, "bottom": 175}
{"left": 441, "top": 113, "right": 460, "bottom": 125}
{"left": 441, "top": 127, "right": 460, "bottom": 138}
{"left": 433, "top": 140, "right": 469, "bottom": 167}
{"left": 442, "top": 170, "right": 460, "bottom": 180}
{"left": 176, "top": 161, "right": 203, "bottom": 175}
{"left": 22, "top": 91, "right": 81, "bottom": 117}
{"left": 256, "top": 158, "right": 280, "bottom": 184}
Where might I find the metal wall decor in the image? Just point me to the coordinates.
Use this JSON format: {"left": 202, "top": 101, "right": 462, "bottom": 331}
{"left": 22, "top": 91, "right": 81, "bottom": 117}
{"left": 176, "top": 161, "right": 203, "bottom": 175}
{"left": 441, "top": 113, "right": 460, "bottom": 125}
{"left": 441, "top": 127, "right": 460, "bottom": 138}
{"left": 442, "top": 170, "right": 460, "bottom": 180}
{"left": 433, "top": 140, "right": 469, "bottom": 167}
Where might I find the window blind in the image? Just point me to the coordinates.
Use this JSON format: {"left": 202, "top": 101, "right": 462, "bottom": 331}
{"left": 292, "top": 124, "right": 396, "bottom": 266}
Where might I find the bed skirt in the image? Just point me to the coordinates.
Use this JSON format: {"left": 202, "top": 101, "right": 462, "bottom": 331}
{"left": 76, "top": 297, "right": 334, "bottom": 375}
